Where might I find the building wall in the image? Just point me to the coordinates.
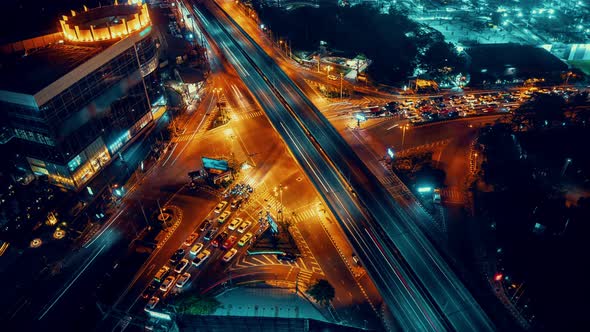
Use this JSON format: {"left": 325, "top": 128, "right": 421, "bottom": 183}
{"left": 1, "top": 30, "right": 160, "bottom": 190}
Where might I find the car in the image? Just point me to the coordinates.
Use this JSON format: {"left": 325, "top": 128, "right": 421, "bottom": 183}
{"left": 153, "top": 266, "right": 170, "bottom": 283}
{"left": 238, "top": 232, "right": 253, "bottom": 247}
{"left": 217, "top": 210, "right": 231, "bottom": 223}
{"left": 169, "top": 249, "right": 185, "bottom": 264}
{"left": 212, "top": 232, "right": 228, "bottom": 248}
{"left": 433, "top": 188, "right": 441, "bottom": 204}
{"left": 230, "top": 198, "right": 243, "bottom": 209}
{"left": 142, "top": 282, "right": 158, "bottom": 299}
{"left": 190, "top": 243, "right": 204, "bottom": 255}
{"left": 204, "top": 227, "right": 218, "bottom": 241}
{"left": 183, "top": 232, "right": 198, "bottom": 246}
{"left": 222, "top": 235, "right": 238, "bottom": 249}
{"left": 144, "top": 296, "right": 159, "bottom": 311}
{"left": 237, "top": 220, "right": 252, "bottom": 233}
{"left": 277, "top": 253, "right": 297, "bottom": 262}
{"left": 352, "top": 254, "right": 362, "bottom": 266}
{"left": 159, "top": 276, "right": 175, "bottom": 292}
{"left": 176, "top": 272, "right": 191, "bottom": 288}
{"left": 214, "top": 201, "right": 228, "bottom": 214}
{"left": 199, "top": 220, "right": 211, "bottom": 232}
{"left": 228, "top": 217, "right": 242, "bottom": 231}
{"left": 192, "top": 249, "right": 211, "bottom": 266}
{"left": 223, "top": 248, "right": 238, "bottom": 262}
{"left": 174, "top": 258, "right": 189, "bottom": 273}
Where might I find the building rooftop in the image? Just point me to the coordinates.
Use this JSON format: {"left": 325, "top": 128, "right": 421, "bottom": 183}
{"left": 0, "top": 42, "right": 102, "bottom": 95}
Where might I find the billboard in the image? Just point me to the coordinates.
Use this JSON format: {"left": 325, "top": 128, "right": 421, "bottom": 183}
{"left": 202, "top": 157, "right": 229, "bottom": 171}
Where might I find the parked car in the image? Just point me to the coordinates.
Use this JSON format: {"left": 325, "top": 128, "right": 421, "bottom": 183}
{"left": 190, "top": 243, "right": 204, "bottom": 255}
{"left": 238, "top": 232, "right": 253, "bottom": 247}
{"left": 176, "top": 272, "right": 191, "bottom": 288}
{"left": 183, "top": 232, "right": 198, "bottom": 246}
{"left": 223, "top": 248, "right": 238, "bottom": 262}
{"left": 222, "top": 235, "right": 238, "bottom": 249}
{"left": 142, "top": 282, "right": 158, "bottom": 299}
{"left": 212, "top": 232, "right": 229, "bottom": 248}
{"left": 217, "top": 210, "right": 231, "bottom": 223}
{"left": 144, "top": 296, "right": 159, "bottom": 311}
{"left": 230, "top": 198, "right": 243, "bottom": 209}
{"left": 159, "top": 276, "right": 176, "bottom": 292}
{"left": 199, "top": 220, "right": 211, "bottom": 232}
{"left": 204, "top": 227, "right": 218, "bottom": 241}
{"left": 237, "top": 220, "right": 252, "bottom": 233}
{"left": 192, "top": 249, "right": 211, "bottom": 267}
{"left": 214, "top": 201, "right": 228, "bottom": 214}
{"left": 228, "top": 217, "right": 242, "bottom": 231}
{"left": 169, "top": 249, "right": 185, "bottom": 264}
{"left": 153, "top": 266, "right": 170, "bottom": 283}
{"left": 174, "top": 258, "right": 189, "bottom": 273}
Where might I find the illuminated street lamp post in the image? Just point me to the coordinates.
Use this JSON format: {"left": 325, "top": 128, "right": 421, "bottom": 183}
{"left": 340, "top": 72, "right": 344, "bottom": 99}
{"left": 316, "top": 55, "right": 321, "bottom": 73}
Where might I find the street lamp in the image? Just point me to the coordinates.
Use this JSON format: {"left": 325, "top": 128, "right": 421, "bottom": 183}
{"left": 326, "top": 65, "right": 333, "bottom": 79}
{"left": 340, "top": 72, "right": 344, "bottom": 99}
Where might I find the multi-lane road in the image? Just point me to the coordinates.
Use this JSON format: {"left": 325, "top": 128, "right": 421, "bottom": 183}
{"left": 192, "top": 1, "right": 495, "bottom": 330}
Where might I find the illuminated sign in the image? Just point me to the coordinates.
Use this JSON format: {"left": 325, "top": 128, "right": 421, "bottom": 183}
{"left": 146, "top": 310, "right": 172, "bottom": 320}
{"left": 202, "top": 157, "right": 229, "bottom": 171}
{"left": 417, "top": 186, "right": 433, "bottom": 193}
{"left": 387, "top": 148, "right": 395, "bottom": 159}
{"left": 267, "top": 213, "right": 279, "bottom": 234}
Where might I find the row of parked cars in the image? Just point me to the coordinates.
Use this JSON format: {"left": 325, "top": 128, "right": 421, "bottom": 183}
{"left": 144, "top": 183, "right": 259, "bottom": 313}
{"left": 365, "top": 87, "right": 582, "bottom": 126}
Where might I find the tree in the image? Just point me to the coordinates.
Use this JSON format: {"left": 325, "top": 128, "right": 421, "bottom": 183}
{"left": 175, "top": 295, "right": 221, "bottom": 315}
{"left": 307, "top": 279, "right": 335, "bottom": 306}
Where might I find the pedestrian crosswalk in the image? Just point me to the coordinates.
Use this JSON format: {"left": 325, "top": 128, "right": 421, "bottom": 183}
{"left": 297, "top": 269, "right": 315, "bottom": 290}
{"left": 232, "top": 110, "right": 265, "bottom": 121}
{"left": 440, "top": 187, "right": 465, "bottom": 204}
{"left": 172, "top": 131, "right": 205, "bottom": 143}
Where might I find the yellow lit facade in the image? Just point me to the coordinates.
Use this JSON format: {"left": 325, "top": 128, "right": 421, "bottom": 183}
{"left": 59, "top": 3, "right": 151, "bottom": 43}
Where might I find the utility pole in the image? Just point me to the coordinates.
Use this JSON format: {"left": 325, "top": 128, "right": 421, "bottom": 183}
{"left": 340, "top": 72, "right": 344, "bottom": 99}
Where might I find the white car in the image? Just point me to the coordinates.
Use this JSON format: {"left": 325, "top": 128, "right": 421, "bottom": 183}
{"left": 223, "top": 248, "right": 238, "bottom": 262}
{"left": 228, "top": 217, "right": 242, "bottom": 231}
{"left": 159, "top": 275, "right": 176, "bottom": 292}
{"left": 144, "top": 296, "right": 159, "bottom": 311}
{"left": 237, "top": 220, "right": 252, "bottom": 233}
{"left": 217, "top": 210, "right": 231, "bottom": 223}
{"left": 190, "top": 243, "right": 203, "bottom": 255}
{"left": 174, "top": 258, "right": 189, "bottom": 273}
{"left": 176, "top": 272, "right": 191, "bottom": 288}
{"left": 214, "top": 201, "right": 228, "bottom": 214}
{"left": 192, "top": 249, "right": 211, "bottom": 267}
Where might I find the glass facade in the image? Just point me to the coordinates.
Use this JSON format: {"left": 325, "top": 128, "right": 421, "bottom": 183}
{"left": 2, "top": 33, "right": 161, "bottom": 190}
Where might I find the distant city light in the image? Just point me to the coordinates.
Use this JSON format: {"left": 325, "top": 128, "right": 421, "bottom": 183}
{"left": 417, "top": 186, "right": 433, "bottom": 193}
{"left": 494, "top": 273, "right": 503, "bottom": 282}
{"left": 146, "top": 310, "right": 172, "bottom": 320}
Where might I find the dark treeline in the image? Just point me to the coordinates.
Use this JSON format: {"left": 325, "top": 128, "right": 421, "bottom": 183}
{"left": 255, "top": 3, "right": 464, "bottom": 84}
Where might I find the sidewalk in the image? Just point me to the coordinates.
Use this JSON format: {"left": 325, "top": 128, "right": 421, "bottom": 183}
{"left": 212, "top": 287, "right": 326, "bottom": 321}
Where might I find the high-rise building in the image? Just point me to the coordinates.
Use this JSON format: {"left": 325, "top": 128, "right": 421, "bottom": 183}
{"left": 0, "top": 2, "right": 161, "bottom": 190}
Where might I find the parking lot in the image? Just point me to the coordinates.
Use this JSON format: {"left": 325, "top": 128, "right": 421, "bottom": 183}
{"left": 356, "top": 87, "right": 583, "bottom": 126}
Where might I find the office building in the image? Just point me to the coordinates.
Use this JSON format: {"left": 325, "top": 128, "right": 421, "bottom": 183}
{"left": 0, "top": 1, "right": 161, "bottom": 190}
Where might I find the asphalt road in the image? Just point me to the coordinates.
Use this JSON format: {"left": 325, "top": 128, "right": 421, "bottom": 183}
{"left": 194, "top": 1, "right": 495, "bottom": 330}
